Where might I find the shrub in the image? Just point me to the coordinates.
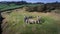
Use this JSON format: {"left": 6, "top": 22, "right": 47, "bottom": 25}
{"left": 37, "top": 5, "right": 45, "bottom": 12}
{"left": 25, "top": 4, "right": 45, "bottom": 12}
{"left": 25, "top": 6, "right": 36, "bottom": 12}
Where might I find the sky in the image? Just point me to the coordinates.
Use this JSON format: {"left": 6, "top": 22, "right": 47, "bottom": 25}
{"left": 0, "top": 0, "right": 60, "bottom": 3}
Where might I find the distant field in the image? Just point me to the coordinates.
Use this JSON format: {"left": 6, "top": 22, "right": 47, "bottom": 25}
{"left": 0, "top": 4, "right": 41, "bottom": 11}
{"left": 0, "top": 4, "right": 23, "bottom": 11}
{"left": 1, "top": 9, "right": 60, "bottom": 34}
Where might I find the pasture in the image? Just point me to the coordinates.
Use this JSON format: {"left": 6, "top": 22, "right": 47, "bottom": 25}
{"left": 1, "top": 8, "right": 60, "bottom": 34}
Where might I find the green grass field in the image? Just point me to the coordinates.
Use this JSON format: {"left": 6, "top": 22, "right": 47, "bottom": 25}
{"left": 1, "top": 9, "right": 60, "bottom": 34}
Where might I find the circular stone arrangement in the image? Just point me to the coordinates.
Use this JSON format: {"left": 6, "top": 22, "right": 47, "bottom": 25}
{"left": 24, "top": 16, "right": 44, "bottom": 24}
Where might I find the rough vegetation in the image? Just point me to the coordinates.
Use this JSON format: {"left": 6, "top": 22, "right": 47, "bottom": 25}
{"left": 0, "top": 1, "right": 60, "bottom": 13}
{"left": 25, "top": 4, "right": 45, "bottom": 12}
{"left": 1, "top": 9, "right": 60, "bottom": 34}
{"left": 0, "top": 1, "right": 60, "bottom": 34}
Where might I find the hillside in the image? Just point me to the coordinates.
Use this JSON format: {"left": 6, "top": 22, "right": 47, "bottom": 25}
{"left": 1, "top": 8, "right": 60, "bottom": 34}
{"left": 0, "top": 1, "right": 60, "bottom": 34}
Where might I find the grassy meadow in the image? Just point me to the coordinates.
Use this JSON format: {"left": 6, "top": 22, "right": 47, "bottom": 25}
{"left": 1, "top": 8, "right": 60, "bottom": 34}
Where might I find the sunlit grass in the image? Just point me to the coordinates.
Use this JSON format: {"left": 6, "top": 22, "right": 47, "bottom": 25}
{"left": 2, "top": 10, "right": 60, "bottom": 34}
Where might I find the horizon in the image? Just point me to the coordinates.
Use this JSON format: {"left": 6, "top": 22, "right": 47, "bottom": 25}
{"left": 0, "top": 0, "right": 60, "bottom": 3}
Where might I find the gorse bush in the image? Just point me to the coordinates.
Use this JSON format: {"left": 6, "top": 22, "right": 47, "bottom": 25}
{"left": 25, "top": 4, "right": 45, "bottom": 12}
{"left": 37, "top": 5, "right": 45, "bottom": 12}
{"left": 25, "top": 4, "right": 60, "bottom": 13}
{"left": 25, "top": 6, "right": 35, "bottom": 12}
